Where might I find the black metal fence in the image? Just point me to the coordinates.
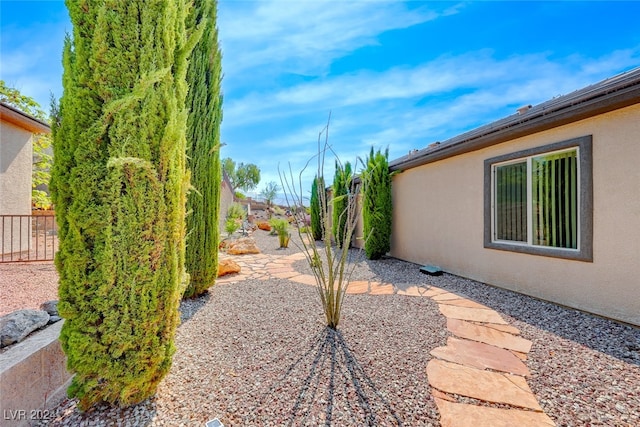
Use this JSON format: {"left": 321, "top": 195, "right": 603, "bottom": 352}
{"left": 0, "top": 214, "right": 58, "bottom": 262}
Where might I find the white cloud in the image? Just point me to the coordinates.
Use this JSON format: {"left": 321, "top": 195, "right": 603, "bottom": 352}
{"left": 218, "top": 1, "right": 445, "bottom": 77}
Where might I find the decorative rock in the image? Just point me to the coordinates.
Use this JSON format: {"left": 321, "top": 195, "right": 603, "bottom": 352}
{"left": 434, "top": 397, "right": 556, "bottom": 427}
{"left": 257, "top": 221, "right": 271, "bottom": 231}
{"left": 0, "top": 309, "right": 50, "bottom": 347}
{"left": 447, "top": 318, "right": 532, "bottom": 353}
{"left": 40, "top": 300, "right": 59, "bottom": 316}
{"left": 226, "top": 237, "right": 261, "bottom": 255}
{"left": 427, "top": 359, "right": 542, "bottom": 411}
{"left": 430, "top": 337, "right": 530, "bottom": 376}
{"left": 439, "top": 304, "right": 508, "bottom": 325}
{"left": 47, "top": 315, "right": 62, "bottom": 324}
{"left": 218, "top": 259, "right": 241, "bottom": 277}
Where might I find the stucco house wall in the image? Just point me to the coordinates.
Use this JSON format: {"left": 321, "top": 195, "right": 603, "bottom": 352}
{"left": 0, "top": 103, "right": 50, "bottom": 255}
{"left": 219, "top": 171, "right": 235, "bottom": 232}
{"left": 389, "top": 98, "right": 640, "bottom": 326}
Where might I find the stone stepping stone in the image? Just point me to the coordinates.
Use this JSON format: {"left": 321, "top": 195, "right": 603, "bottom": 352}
{"left": 396, "top": 286, "right": 428, "bottom": 296}
{"left": 421, "top": 286, "right": 450, "bottom": 297}
{"left": 272, "top": 270, "right": 299, "bottom": 279}
{"left": 434, "top": 397, "right": 556, "bottom": 427}
{"left": 432, "top": 292, "right": 466, "bottom": 301}
{"left": 437, "top": 298, "right": 489, "bottom": 310}
{"left": 289, "top": 274, "right": 317, "bottom": 286}
{"left": 472, "top": 322, "right": 521, "bottom": 335}
{"left": 439, "top": 304, "right": 508, "bottom": 325}
{"left": 368, "top": 283, "right": 395, "bottom": 295}
{"left": 345, "top": 281, "right": 369, "bottom": 294}
{"left": 447, "top": 318, "right": 532, "bottom": 353}
{"left": 427, "top": 359, "right": 542, "bottom": 411}
{"left": 430, "top": 337, "right": 530, "bottom": 376}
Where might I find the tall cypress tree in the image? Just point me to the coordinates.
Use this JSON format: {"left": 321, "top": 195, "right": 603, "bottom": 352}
{"left": 332, "top": 161, "right": 352, "bottom": 248}
{"left": 310, "top": 175, "right": 323, "bottom": 240}
{"left": 50, "top": 0, "right": 195, "bottom": 409}
{"left": 183, "top": 0, "right": 223, "bottom": 298}
{"left": 362, "top": 147, "right": 392, "bottom": 259}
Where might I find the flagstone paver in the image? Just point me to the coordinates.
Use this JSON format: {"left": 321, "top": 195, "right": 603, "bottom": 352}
{"left": 368, "top": 283, "right": 395, "bottom": 295}
{"left": 472, "top": 322, "right": 521, "bottom": 335}
{"left": 430, "top": 337, "right": 530, "bottom": 376}
{"left": 447, "top": 318, "right": 533, "bottom": 353}
{"left": 427, "top": 359, "right": 542, "bottom": 410}
{"left": 434, "top": 397, "right": 556, "bottom": 427}
{"left": 439, "top": 304, "right": 509, "bottom": 325}
{"left": 217, "top": 248, "right": 554, "bottom": 426}
{"left": 345, "top": 280, "right": 370, "bottom": 294}
{"left": 438, "top": 298, "right": 489, "bottom": 310}
{"left": 431, "top": 292, "right": 467, "bottom": 302}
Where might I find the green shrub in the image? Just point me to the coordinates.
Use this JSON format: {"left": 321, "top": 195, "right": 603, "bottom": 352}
{"left": 310, "top": 176, "right": 323, "bottom": 240}
{"left": 269, "top": 217, "right": 289, "bottom": 234}
{"left": 332, "top": 161, "right": 353, "bottom": 248}
{"left": 184, "top": 0, "right": 223, "bottom": 299}
{"left": 226, "top": 202, "right": 246, "bottom": 221}
{"left": 50, "top": 0, "right": 193, "bottom": 410}
{"left": 225, "top": 218, "right": 241, "bottom": 236}
{"left": 362, "top": 147, "right": 393, "bottom": 260}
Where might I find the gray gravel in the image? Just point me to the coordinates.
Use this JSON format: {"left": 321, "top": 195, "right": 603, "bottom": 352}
{"left": 36, "top": 229, "right": 640, "bottom": 426}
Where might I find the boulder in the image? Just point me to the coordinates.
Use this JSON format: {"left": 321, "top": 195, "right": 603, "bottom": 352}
{"left": 40, "top": 300, "right": 59, "bottom": 316}
{"left": 0, "top": 309, "right": 50, "bottom": 348}
{"left": 257, "top": 221, "right": 271, "bottom": 231}
{"left": 48, "top": 316, "right": 62, "bottom": 324}
{"left": 226, "top": 237, "right": 261, "bottom": 255}
{"left": 218, "top": 259, "right": 241, "bottom": 277}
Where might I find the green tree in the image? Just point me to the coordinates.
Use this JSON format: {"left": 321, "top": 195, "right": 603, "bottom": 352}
{"left": 260, "top": 180, "right": 279, "bottom": 217}
{"left": 222, "top": 157, "right": 260, "bottom": 193}
{"left": 310, "top": 175, "right": 324, "bottom": 240}
{"left": 0, "top": 81, "right": 53, "bottom": 208}
{"left": 50, "top": 0, "right": 196, "bottom": 410}
{"left": 362, "top": 147, "right": 392, "bottom": 259}
{"left": 183, "top": 0, "right": 223, "bottom": 299}
{"left": 332, "top": 160, "right": 353, "bottom": 248}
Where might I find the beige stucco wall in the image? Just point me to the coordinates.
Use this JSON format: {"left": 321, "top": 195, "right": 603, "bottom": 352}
{"left": 390, "top": 103, "right": 640, "bottom": 326}
{"left": 0, "top": 121, "right": 32, "bottom": 214}
{"left": 219, "top": 179, "right": 234, "bottom": 232}
{"left": 1, "top": 121, "right": 33, "bottom": 254}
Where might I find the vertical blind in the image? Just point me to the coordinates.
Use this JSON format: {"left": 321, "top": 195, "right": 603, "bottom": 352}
{"left": 495, "top": 161, "right": 527, "bottom": 242}
{"left": 532, "top": 151, "right": 578, "bottom": 249}
{"left": 495, "top": 149, "right": 578, "bottom": 249}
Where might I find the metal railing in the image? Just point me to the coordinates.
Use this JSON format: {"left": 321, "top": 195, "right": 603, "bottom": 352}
{"left": 1, "top": 214, "right": 58, "bottom": 262}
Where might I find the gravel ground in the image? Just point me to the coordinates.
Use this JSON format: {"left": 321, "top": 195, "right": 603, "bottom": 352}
{"left": 11, "top": 229, "right": 640, "bottom": 426}
{"left": 0, "top": 261, "right": 58, "bottom": 315}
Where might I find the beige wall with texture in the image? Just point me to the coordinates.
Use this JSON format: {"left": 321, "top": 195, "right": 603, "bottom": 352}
{"left": 390, "top": 104, "right": 640, "bottom": 326}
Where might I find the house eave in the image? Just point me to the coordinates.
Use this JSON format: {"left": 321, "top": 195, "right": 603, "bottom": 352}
{"left": 389, "top": 67, "right": 640, "bottom": 172}
{"left": 0, "top": 102, "right": 51, "bottom": 134}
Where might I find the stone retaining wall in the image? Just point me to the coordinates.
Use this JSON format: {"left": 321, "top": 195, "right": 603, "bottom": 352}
{"left": 0, "top": 320, "right": 71, "bottom": 427}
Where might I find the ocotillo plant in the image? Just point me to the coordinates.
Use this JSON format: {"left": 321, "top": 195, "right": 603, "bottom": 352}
{"left": 279, "top": 114, "right": 362, "bottom": 329}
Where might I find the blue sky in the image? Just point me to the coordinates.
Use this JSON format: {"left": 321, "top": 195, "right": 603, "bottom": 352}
{"left": 2, "top": 1, "right": 640, "bottom": 202}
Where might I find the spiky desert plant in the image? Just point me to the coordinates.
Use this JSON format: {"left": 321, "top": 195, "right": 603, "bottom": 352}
{"left": 310, "top": 175, "right": 324, "bottom": 240}
{"left": 361, "top": 147, "right": 393, "bottom": 259}
{"left": 184, "top": 0, "right": 223, "bottom": 298}
{"left": 280, "top": 115, "right": 362, "bottom": 329}
{"left": 332, "top": 160, "right": 353, "bottom": 248}
{"left": 50, "top": 0, "right": 198, "bottom": 410}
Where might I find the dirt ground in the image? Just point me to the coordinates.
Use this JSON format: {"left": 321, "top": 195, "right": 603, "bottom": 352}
{"left": 0, "top": 261, "right": 59, "bottom": 316}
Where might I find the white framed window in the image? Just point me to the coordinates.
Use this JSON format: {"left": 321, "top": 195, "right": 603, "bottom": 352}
{"left": 484, "top": 136, "right": 592, "bottom": 261}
